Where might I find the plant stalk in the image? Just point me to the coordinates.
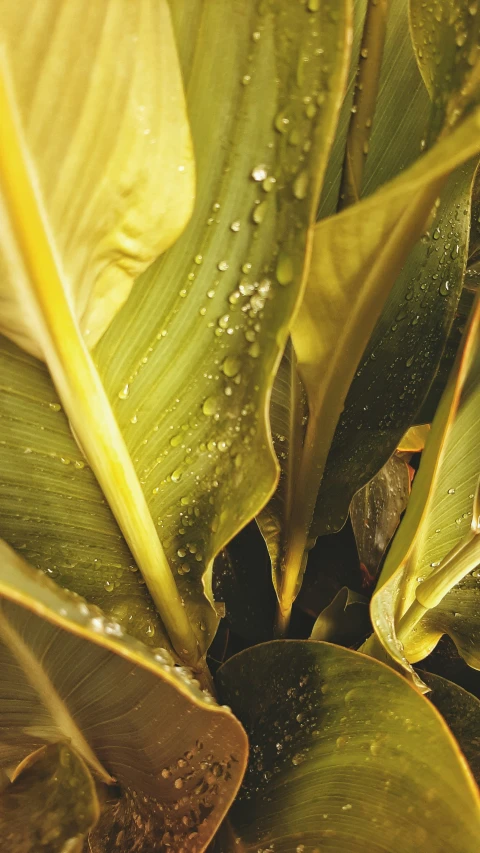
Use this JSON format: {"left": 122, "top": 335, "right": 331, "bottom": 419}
{"left": 0, "top": 58, "right": 201, "bottom": 667}
{"left": 338, "top": 0, "right": 390, "bottom": 210}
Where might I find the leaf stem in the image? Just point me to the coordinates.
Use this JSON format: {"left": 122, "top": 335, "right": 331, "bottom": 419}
{"left": 338, "top": 0, "right": 390, "bottom": 210}
{"left": 0, "top": 56, "right": 200, "bottom": 667}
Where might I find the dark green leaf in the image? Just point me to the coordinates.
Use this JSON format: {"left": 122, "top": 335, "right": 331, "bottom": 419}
{"left": 217, "top": 640, "right": 480, "bottom": 852}
{"left": 310, "top": 586, "right": 370, "bottom": 646}
{"left": 419, "top": 670, "right": 480, "bottom": 785}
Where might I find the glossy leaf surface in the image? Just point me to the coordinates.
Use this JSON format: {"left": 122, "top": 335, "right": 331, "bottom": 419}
{"left": 273, "top": 103, "right": 480, "bottom": 621}
{"left": 370, "top": 297, "right": 480, "bottom": 672}
{"left": 217, "top": 640, "right": 480, "bottom": 852}
{"left": 0, "top": 743, "right": 99, "bottom": 853}
{"left": 310, "top": 587, "right": 370, "bottom": 646}
{"left": 0, "top": 540, "right": 248, "bottom": 851}
{"left": 350, "top": 452, "right": 412, "bottom": 579}
{"left": 0, "top": 0, "right": 194, "bottom": 357}
{"left": 420, "top": 671, "right": 480, "bottom": 784}
{"left": 0, "top": 0, "right": 352, "bottom": 658}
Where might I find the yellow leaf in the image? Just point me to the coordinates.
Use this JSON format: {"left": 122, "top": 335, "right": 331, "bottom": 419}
{"left": 0, "top": 0, "right": 194, "bottom": 358}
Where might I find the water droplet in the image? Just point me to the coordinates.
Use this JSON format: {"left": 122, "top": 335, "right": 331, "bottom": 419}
{"left": 439, "top": 280, "right": 450, "bottom": 296}
{"left": 248, "top": 342, "right": 260, "bottom": 358}
{"left": 293, "top": 169, "right": 309, "bottom": 200}
{"left": 104, "top": 580, "right": 115, "bottom": 593}
{"left": 276, "top": 253, "right": 294, "bottom": 285}
{"left": 307, "top": 0, "right": 319, "bottom": 10}
{"left": 251, "top": 164, "right": 268, "bottom": 182}
{"left": 222, "top": 356, "right": 241, "bottom": 377}
{"left": 242, "top": 74, "right": 251, "bottom": 86}
{"left": 118, "top": 384, "right": 130, "bottom": 400}
{"left": 171, "top": 468, "right": 183, "bottom": 483}
{"left": 252, "top": 201, "right": 267, "bottom": 224}
{"left": 194, "top": 254, "right": 203, "bottom": 265}
{"left": 262, "top": 175, "right": 276, "bottom": 193}
{"left": 274, "top": 111, "right": 289, "bottom": 133}
{"left": 203, "top": 396, "right": 219, "bottom": 417}
{"left": 447, "top": 488, "right": 456, "bottom": 495}
{"left": 218, "top": 314, "right": 230, "bottom": 329}
{"left": 230, "top": 220, "right": 241, "bottom": 232}
{"left": 218, "top": 260, "right": 229, "bottom": 271}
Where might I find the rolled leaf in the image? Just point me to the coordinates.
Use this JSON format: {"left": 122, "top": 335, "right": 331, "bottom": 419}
{"left": 0, "top": 540, "right": 248, "bottom": 851}
{"left": 217, "top": 640, "right": 480, "bottom": 852}
{"left": 369, "top": 296, "right": 480, "bottom": 673}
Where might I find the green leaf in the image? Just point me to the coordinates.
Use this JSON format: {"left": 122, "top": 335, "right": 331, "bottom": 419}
{"left": 0, "top": 0, "right": 353, "bottom": 660}
{"left": 0, "top": 0, "right": 194, "bottom": 357}
{"left": 272, "top": 103, "right": 480, "bottom": 627}
{"left": 317, "top": 162, "right": 476, "bottom": 536}
{"left": 217, "top": 640, "right": 480, "bottom": 852}
{"left": 0, "top": 743, "right": 100, "bottom": 853}
{"left": 419, "top": 671, "right": 480, "bottom": 785}
{"left": 310, "top": 586, "right": 370, "bottom": 646}
{"left": 350, "top": 452, "right": 412, "bottom": 580}
{"left": 0, "top": 0, "right": 200, "bottom": 664}
{"left": 368, "top": 296, "right": 480, "bottom": 675}
{"left": 0, "top": 539, "right": 248, "bottom": 850}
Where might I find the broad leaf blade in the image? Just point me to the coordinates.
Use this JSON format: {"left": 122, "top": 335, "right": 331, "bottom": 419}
{"left": 369, "top": 297, "right": 480, "bottom": 672}
{"left": 93, "top": 0, "right": 352, "bottom": 647}
{"left": 0, "top": 0, "right": 194, "bottom": 356}
{"left": 217, "top": 640, "right": 480, "bottom": 852}
{"left": 0, "top": 540, "right": 248, "bottom": 851}
{"left": 0, "top": 0, "right": 352, "bottom": 656}
{"left": 0, "top": 743, "right": 99, "bottom": 853}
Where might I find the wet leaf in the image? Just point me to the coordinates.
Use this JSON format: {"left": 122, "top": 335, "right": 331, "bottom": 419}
{"left": 368, "top": 297, "right": 480, "bottom": 675}
{"left": 0, "top": 0, "right": 194, "bottom": 358}
{"left": 0, "top": 540, "right": 248, "bottom": 851}
{"left": 273, "top": 105, "right": 480, "bottom": 625}
{"left": 217, "top": 640, "right": 480, "bottom": 852}
{"left": 419, "top": 671, "right": 480, "bottom": 785}
{"left": 350, "top": 452, "right": 412, "bottom": 579}
{"left": 0, "top": 743, "right": 99, "bottom": 853}
{"left": 0, "top": 0, "right": 353, "bottom": 660}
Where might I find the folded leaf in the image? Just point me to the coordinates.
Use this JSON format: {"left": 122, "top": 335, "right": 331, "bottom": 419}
{"left": 272, "top": 104, "right": 480, "bottom": 626}
{"left": 0, "top": 540, "right": 248, "bottom": 851}
{"left": 310, "top": 586, "right": 370, "bottom": 646}
{"left": 217, "top": 640, "right": 480, "bottom": 852}
{"left": 317, "top": 161, "right": 476, "bottom": 536}
{"left": 369, "top": 296, "right": 480, "bottom": 673}
{"left": 350, "top": 452, "right": 412, "bottom": 579}
{"left": 0, "top": 743, "right": 99, "bottom": 853}
{"left": 0, "top": 0, "right": 194, "bottom": 357}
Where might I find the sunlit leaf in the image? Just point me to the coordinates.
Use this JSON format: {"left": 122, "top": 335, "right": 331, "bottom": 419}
{"left": 0, "top": 540, "right": 248, "bottom": 851}
{"left": 420, "top": 671, "right": 480, "bottom": 785}
{"left": 0, "top": 743, "right": 99, "bottom": 853}
{"left": 350, "top": 452, "right": 412, "bottom": 579}
{"left": 273, "top": 104, "right": 480, "bottom": 626}
{"left": 217, "top": 640, "right": 480, "bottom": 852}
{"left": 398, "top": 425, "right": 430, "bottom": 452}
{"left": 0, "top": 0, "right": 353, "bottom": 659}
{"left": 368, "top": 297, "right": 480, "bottom": 674}
{"left": 0, "top": 0, "right": 194, "bottom": 357}
{"left": 0, "top": 0, "right": 200, "bottom": 665}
